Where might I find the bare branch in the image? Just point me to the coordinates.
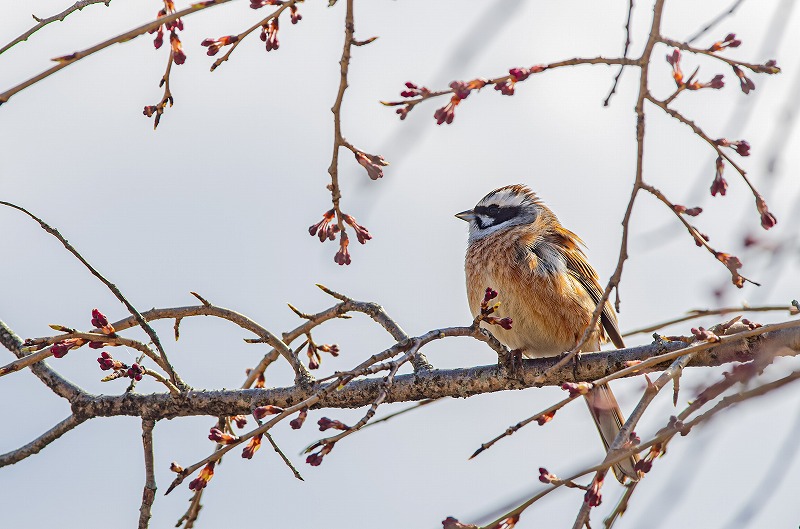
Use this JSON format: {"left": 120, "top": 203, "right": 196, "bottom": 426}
{"left": 686, "top": 0, "right": 746, "bottom": 43}
{"left": 623, "top": 304, "right": 798, "bottom": 337}
{"left": 138, "top": 419, "right": 157, "bottom": 529}
{"left": 0, "top": 201, "right": 186, "bottom": 389}
{"left": 0, "top": 415, "right": 87, "bottom": 467}
{"left": 0, "top": 0, "right": 112, "bottom": 56}
{"left": 0, "top": 319, "right": 86, "bottom": 401}
{"left": 0, "top": 0, "right": 232, "bottom": 105}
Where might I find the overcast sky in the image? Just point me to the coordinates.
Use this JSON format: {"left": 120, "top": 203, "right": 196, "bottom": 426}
{"left": 2, "top": 1, "right": 800, "bottom": 528}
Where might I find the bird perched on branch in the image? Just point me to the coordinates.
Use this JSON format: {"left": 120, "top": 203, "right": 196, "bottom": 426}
{"left": 457, "top": 184, "right": 639, "bottom": 483}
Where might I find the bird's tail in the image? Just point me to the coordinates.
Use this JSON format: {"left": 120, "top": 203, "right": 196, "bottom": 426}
{"left": 583, "top": 383, "right": 640, "bottom": 483}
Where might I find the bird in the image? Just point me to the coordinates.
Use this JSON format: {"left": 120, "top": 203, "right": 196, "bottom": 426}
{"left": 456, "top": 183, "right": 639, "bottom": 483}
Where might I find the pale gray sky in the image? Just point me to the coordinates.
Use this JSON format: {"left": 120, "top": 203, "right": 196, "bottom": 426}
{"left": 2, "top": 1, "right": 800, "bottom": 528}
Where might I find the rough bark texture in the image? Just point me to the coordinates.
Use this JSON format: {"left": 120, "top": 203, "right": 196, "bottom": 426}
{"left": 68, "top": 326, "right": 798, "bottom": 420}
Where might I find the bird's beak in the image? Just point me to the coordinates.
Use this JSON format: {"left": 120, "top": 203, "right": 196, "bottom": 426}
{"left": 455, "top": 209, "right": 476, "bottom": 222}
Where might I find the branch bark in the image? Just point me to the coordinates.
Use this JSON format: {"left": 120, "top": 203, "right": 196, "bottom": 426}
{"left": 68, "top": 322, "right": 800, "bottom": 420}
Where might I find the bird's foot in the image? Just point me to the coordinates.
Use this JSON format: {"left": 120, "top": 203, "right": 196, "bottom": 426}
{"left": 501, "top": 348, "right": 524, "bottom": 377}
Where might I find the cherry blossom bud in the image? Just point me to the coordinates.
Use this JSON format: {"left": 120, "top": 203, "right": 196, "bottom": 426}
{"left": 290, "top": 408, "right": 308, "bottom": 429}
{"left": 434, "top": 96, "right": 460, "bottom": 125}
{"left": 342, "top": 214, "right": 372, "bottom": 244}
{"left": 242, "top": 434, "right": 262, "bottom": 459}
{"left": 334, "top": 232, "right": 351, "bottom": 265}
{"left": 354, "top": 152, "right": 388, "bottom": 180}
{"left": 755, "top": 195, "right": 777, "bottom": 230}
{"left": 253, "top": 405, "right": 284, "bottom": 420}
{"left": 188, "top": 462, "right": 215, "bottom": 491}
{"left": 710, "top": 156, "right": 727, "bottom": 196}
{"left": 318, "top": 417, "right": 350, "bottom": 431}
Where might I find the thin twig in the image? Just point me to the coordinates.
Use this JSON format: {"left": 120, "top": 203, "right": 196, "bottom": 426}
{"left": 686, "top": 0, "right": 746, "bottom": 44}
{"left": 623, "top": 304, "right": 798, "bottom": 337}
{"left": 209, "top": 1, "right": 297, "bottom": 72}
{"left": 0, "top": 0, "right": 112, "bottom": 56}
{"left": 603, "top": 0, "right": 635, "bottom": 106}
{"left": 0, "top": 201, "right": 186, "bottom": 389}
{"left": 138, "top": 419, "right": 157, "bottom": 529}
{"left": 0, "top": 415, "right": 87, "bottom": 467}
{"left": 534, "top": 0, "right": 667, "bottom": 384}
{"left": 0, "top": 0, "right": 232, "bottom": 105}
{"left": 265, "top": 433, "right": 304, "bottom": 481}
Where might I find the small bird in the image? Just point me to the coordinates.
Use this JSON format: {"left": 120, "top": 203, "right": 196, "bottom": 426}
{"left": 456, "top": 184, "right": 638, "bottom": 483}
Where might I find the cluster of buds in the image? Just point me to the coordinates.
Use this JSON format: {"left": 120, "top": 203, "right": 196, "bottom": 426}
{"left": 715, "top": 138, "right": 750, "bottom": 156}
{"left": 317, "top": 417, "right": 349, "bottom": 432}
{"left": 672, "top": 204, "right": 703, "bottom": 216}
{"left": 391, "top": 82, "right": 432, "bottom": 119}
{"left": 708, "top": 33, "right": 742, "bottom": 52}
{"left": 231, "top": 415, "right": 248, "bottom": 429}
{"left": 150, "top": 0, "right": 186, "bottom": 64}
{"left": 50, "top": 338, "right": 83, "bottom": 359}
{"left": 666, "top": 50, "right": 724, "bottom": 91}
{"left": 434, "top": 79, "right": 489, "bottom": 124}
{"left": 342, "top": 214, "right": 371, "bottom": 244}
{"left": 91, "top": 309, "right": 115, "bottom": 334}
{"left": 755, "top": 194, "right": 777, "bottom": 230}
{"left": 538, "top": 467, "right": 557, "bottom": 484}
{"left": 634, "top": 443, "right": 664, "bottom": 474}
{"left": 261, "top": 18, "right": 280, "bottom": 51}
{"left": 305, "top": 441, "right": 334, "bottom": 466}
{"left": 335, "top": 232, "right": 351, "bottom": 265}
{"left": 306, "top": 339, "right": 340, "bottom": 370}
{"left": 494, "top": 66, "right": 544, "bottom": 96}
{"left": 200, "top": 35, "right": 239, "bottom": 56}
{"left": 289, "top": 407, "right": 308, "bottom": 429}
{"left": 400, "top": 81, "right": 431, "bottom": 99}
{"left": 208, "top": 427, "right": 239, "bottom": 445}
{"left": 560, "top": 381, "right": 594, "bottom": 399}
{"left": 97, "top": 351, "right": 126, "bottom": 371}
{"left": 714, "top": 251, "right": 746, "bottom": 288}
{"left": 710, "top": 156, "right": 727, "bottom": 197}
{"left": 308, "top": 209, "right": 373, "bottom": 266}
{"left": 242, "top": 434, "right": 262, "bottom": 459}
{"left": 583, "top": 474, "right": 604, "bottom": 507}
{"left": 188, "top": 461, "right": 215, "bottom": 491}
{"left": 732, "top": 65, "right": 756, "bottom": 94}
{"left": 126, "top": 363, "right": 145, "bottom": 381}
{"left": 478, "top": 288, "right": 513, "bottom": 330}
{"left": 89, "top": 308, "right": 117, "bottom": 348}
{"left": 354, "top": 151, "right": 388, "bottom": 180}
{"left": 308, "top": 209, "right": 338, "bottom": 242}
{"left": 434, "top": 96, "right": 461, "bottom": 125}
{"left": 289, "top": 4, "right": 302, "bottom": 24}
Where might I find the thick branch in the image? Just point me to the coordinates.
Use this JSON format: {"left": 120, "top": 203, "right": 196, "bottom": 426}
{"left": 70, "top": 322, "right": 800, "bottom": 420}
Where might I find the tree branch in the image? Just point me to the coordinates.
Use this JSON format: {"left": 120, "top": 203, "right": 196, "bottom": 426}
{"left": 0, "top": 0, "right": 112, "bottom": 56}
{"left": 138, "top": 419, "right": 157, "bottom": 529}
{"left": 0, "top": 414, "right": 87, "bottom": 467}
{"left": 69, "top": 321, "right": 800, "bottom": 421}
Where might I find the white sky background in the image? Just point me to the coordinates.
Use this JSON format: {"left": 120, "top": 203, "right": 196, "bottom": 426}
{"left": 2, "top": 1, "right": 800, "bottom": 527}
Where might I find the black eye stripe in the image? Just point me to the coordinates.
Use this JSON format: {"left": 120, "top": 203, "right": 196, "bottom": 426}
{"left": 474, "top": 205, "right": 520, "bottom": 226}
